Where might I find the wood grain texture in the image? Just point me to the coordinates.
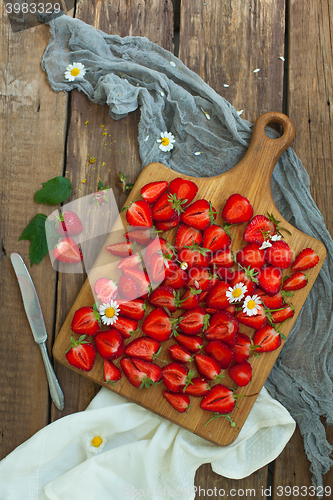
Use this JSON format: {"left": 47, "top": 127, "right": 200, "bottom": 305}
{"left": 0, "top": 7, "right": 68, "bottom": 458}
{"left": 51, "top": 0, "right": 175, "bottom": 422}
{"left": 53, "top": 112, "right": 326, "bottom": 446}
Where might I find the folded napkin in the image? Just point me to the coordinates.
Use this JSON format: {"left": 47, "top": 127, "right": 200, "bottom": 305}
{"left": 0, "top": 386, "right": 295, "bottom": 500}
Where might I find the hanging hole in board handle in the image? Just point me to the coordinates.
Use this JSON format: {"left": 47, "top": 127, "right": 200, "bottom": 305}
{"left": 252, "top": 111, "right": 296, "bottom": 155}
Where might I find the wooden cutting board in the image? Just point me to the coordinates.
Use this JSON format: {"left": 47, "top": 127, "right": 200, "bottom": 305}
{"left": 53, "top": 111, "right": 326, "bottom": 445}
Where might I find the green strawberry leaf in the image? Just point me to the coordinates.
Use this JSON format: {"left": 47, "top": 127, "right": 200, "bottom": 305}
{"left": 34, "top": 176, "right": 72, "bottom": 205}
{"left": 18, "top": 214, "right": 48, "bottom": 265}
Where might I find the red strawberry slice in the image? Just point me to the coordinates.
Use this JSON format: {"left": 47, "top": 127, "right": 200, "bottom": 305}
{"left": 270, "top": 304, "right": 295, "bottom": 323}
{"left": 148, "top": 286, "right": 176, "bottom": 312}
{"left": 292, "top": 248, "right": 319, "bottom": 271}
{"left": 124, "top": 337, "right": 161, "bottom": 361}
{"left": 205, "top": 340, "right": 233, "bottom": 369}
{"left": 148, "top": 253, "right": 172, "bottom": 283}
{"left": 126, "top": 200, "right": 153, "bottom": 227}
{"left": 94, "top": 277, "right": 118, "bottom": 303}
{"left": 169, "top": 177, "right": 198, "bottom": 205}
{"left": 181, "top": 199, "right": 217, "bottom": 230}
{"left": 142, "top": 308, "right": 180, "bottom": 342}
{"left": 175, "top": 224, "right": 202, "bottom": 251}
{"left": 209, "top": 249, "right": 234, "bottom": 268}
{"left": 265, "top": 241, "right": 292, "bottom": 269}
{"left": 168, "top": 344, "right": 192, "bottom": 364}
{"left": 155, "top": 217, "right": 180, "bottom": 231}
{"left": 178, "top": 246, "right": 210, "bottom": 268}
{"left": 163, "top": 262, "right": 188, "bottom": 289}
{"left": 117, "top": 275, "right": 138, "bottom": 301}
{"left": 243, "top": 215, "right": 276, "bottom": 245}
{"left": 206, "top": 281, "right": 229, "bottom": 309}
{"left": 140, "top": 181, "right": 168, "bottom": 204}
{"left": 120, "top": 357, "right": 146, "bottom": 388}
{"left": 187, "top": 266, "right": 211, "bottom": 291}
{"left": 56, "top": 210, "right": 84, "bottom": 236}
{"left": 124, "top": 228, "right": 152, "bottom": 245}
{"left": 222, "top": 194, "right": 253, "bottom": 224}
{"left": 236, "top": 305, "right": 267, "bottom": 329}
{"left": 117, "top": 298, "right": 145, "bottom": 320}
{"left": 232, "top": 333, "right": 255, "bottom": 363}
{"left": 65, "top": 336, "right": 96, "bottom": 372}
{"left": 253, "top": 325, "right": 284, "bottom": 352}
{"left": 105, "top": 241, "right": 133, "bottom": 257}
{"left": 71, "top": 306, "right": 100, "bottom": 335}
{"left": 254, "top": 288, "right": 283, "bottom": 309}
{"left": 214, "top": 267, "right": 234, "bottom": 282}
{"left": 225, "top": 304, "right": 236, "bottom": 315}
{"left": 121, "top": 267, "right": 150, "bottom": 299}
{"left": 175, "top": 334, "right": 203, "bottom": 353}
{"left": 152, "top": 193, "right": 180, "bottom": 222}
{"left": 116, "top": 253, "right": 141, "bottom": 270}
{"left": 95, "top": 329, "right": 124, "bottom": 360}
{"left": 144, "top": 237, "right": 175, "bottom": 263}
{"left": 132, "top": 358, "right": 162, "bottom": 384}
{"left": 178, "top": 306, "right": 208, "bottom": 335}
{"left": 204, "top": 311, "right": 239, "bottom": 347}
{"left": 162, "top": 362, "right": 189, "bottom": 392}
{"left": 229, "top": 361, "right": 252, "bottom": 387}
{"left": 184, "top": 377, "right": 210, "bottom": 397}
{"left": 53, "top": 237, "right": 82, "bottom": 264}
{"left": 194, "top": 354, "right": 223, "bottom": 381}
{"left": 163, "top": 391, "right": 190, "bottom": 413}
{"left": 258, "top": 266, "right": 282, "bottom": 296}
{"left": 237, "top": 243, "right": 265, "bottom": 270}
{"left": 113, "top": 316, "right": 138, "bottom": 339}
{"left": 104, "top": 359, "right": 121, "bottom": 384}
{"left": 282, "top": 272, "right": 308, "bottom": 291}
{"left": 229, "top": 269, "right": 257, "bottom": 297}
{"left": 180, "top": 288, "right": 201, "bottom": 310}
{"left": 202, "top": 224, "right": 231, "bottom": 252}
{"left": 200, "top": 384, "right": 236, "bottom": 414}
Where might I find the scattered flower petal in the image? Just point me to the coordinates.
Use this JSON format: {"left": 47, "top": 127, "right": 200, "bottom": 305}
{"left": 65, "top": 62, "right": 86, "bottom": 82}
{"left": 279, "top": 56, "right": 285, "bottom": 62}
{"left": 223, "top": 84, "right": 229, "bottom": 88}
{"left": 259, "top": 240, "right": 272, "bottom": 250}
{"left": 169, "top": 61, "right": 177, "bottom": 67}
{"left": 85, "top": 430, "right": 107, "bottom": 455}
{"left": 237, "top": 110, "right": 244, "bottom": 116}
{"left": 243, "top": 295, "right": 261, "bottom": 316}
{"left": 157, "top": 131, "right": 175, "bottom": 152}
{"left": 271, "top": 234, "right": 282, "bottom": 241}
{"left": 98, "top": 300, "right": 120, "bottom": 326}
{"left": 194, "top": 280, "right": 200, "bottom": 289}
{"left": 253, "top": 68, "right": 260, "bottom": 73}
{"left": 194, "top": 152, "right": 202, "bottom": 156}
{"left": 200, "top": 107, "right": 211, "bottom": 120}
{"left": 144, "top": 135, "right": 149, "bottom": 142}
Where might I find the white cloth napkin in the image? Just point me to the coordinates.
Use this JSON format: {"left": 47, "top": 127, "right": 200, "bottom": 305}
{"left": 0, "top": 386, "right": 295, "bottom": 500}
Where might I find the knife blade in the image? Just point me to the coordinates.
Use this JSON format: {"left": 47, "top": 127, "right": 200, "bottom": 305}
{"left": 10, "top": 253, "right": 65, "bottom": 411}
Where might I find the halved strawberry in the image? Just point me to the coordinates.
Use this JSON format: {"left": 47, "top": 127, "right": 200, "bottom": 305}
{"left": 194, "top": 354, "right": 223, "bottom": 381}
{"left": 104, "top": 359, "right": 121, "bottom": 384}
{"left": 105, "top": 241, "right": 133, "bottom": 257}
{"left": 175, "top": 334, "right": 203, "bottom": 353}
{"left": 163, "top": 262, "right": 188, "bottom": 289}
{"left": 202, "top": 225, "right": 231, "bottom": 252}
{"left": 120, "top": 357, "right": 146, "bottom": 388}
{"left": 65, "top": 335, "right": 96, "bottom": 372}
{"left": 121, "top": 267, "right": 150, "bottom": 299}
{"left": 175, "top": 224, "right": 202, "bottom": 251}
{"left": 93, "top": 277, "right": 118, "bottom": 303}
{"left": 206, "top": 281, "right": 229, "bottom": 310}
{"left": 214, "top": 267, "right": 234, "bottom": 282}
{"left": 254, "top": 288, "right": 283, "bottom": 309}
{"left": 132, "top": 358, "right": 162, "bottom": 384}
{"left": 282, "top": 272, "right": 308, "bottom": 291}
{"left": 254, "top": 325, "right": 284, "bottom": 352}
{"left": 144, "top": 237, "right": 175, "bottom": 263}
{"left": 117, "top": 298, "right": 145, "bottom": 320}
{"left": 225, "top": 304, "right": 236, "bottom": 315}
{"left": 204, "top": 311, "right": 239, "bottom": 347}
{"left": 117, "top": 276, "right": 137, "bottom": 300}
{"left": 232, "top": 332, "right": 256, "bottom": 363}
{"left": 169, "top": 177, "right": 198, "bottom": 205}
{"left": 163, "top": 391, "right": 190, "bottom": 413}
{"left": 180, "top": 287, "right": 201, "bottom": 310}
{"left": 291, "top": 247, "right": 319, "bottom": 271}
{"left": 236, "top": 305, "right": 267, "bottom": 329}
{"left": 200, "top": 384, "right": 236, "bottom": 414}
{"left": 265, "top": 241, "right": 292, "bottom": 269}
{"left": 148, "top": 286, "right": 179, "bottom": 313}
{"left": 140, "top": 180, "right": 168, "bottom": 204}
{"left": 205, "top": 340, "right": 233, "bottom": 369}
{"left": 243, "top": 215, "right": 276, "bottom": 245}
{"left": 237, "top": 243, "right": 265, "bottom": 270}
{"left": 148, "top": 253, "right": 172, "bottom": 283}
{"left": 184, "top": 377, "right": 210, "bottom": 397}
{"left": 152, "top": 193, "right": 183, "bottom": 222}
{"left": 229, "top": 269, "right": 257, "bottom": 297}
{"left": 168, "top": 344, "right": 192, "bottom": 364}
{"left": 178, "top": 306, "right": 208, "bottom": 335}
{"left": 222, "top": 194, "right": 253, "bottom": 224}
{"left": 53, "top": 237, "right": 82, "bottom": 263}
{"left": 142, "top": 308, "right": 180, "bottom": 342}
{"left": 94, "top": 329, "right": 124, "bottom": 360}
{"left": 124, "top": 337, "right": 161, "bottom": 361}
{"left": 155, "top": 217, "right": 180, "bottom": 231}
{"left": 178, "top": 245, "right": 210, "bottom": 268}
{"left": 116, "top": 253, "right": 141, "bottom": 270}
{"left": 124, "top": 228, "right": 152, "bottom": 245}
{"left": 126, "top": 200, "right": 153, "bottom": 227}
{"left": 229, "top": 361, "right": 252, "bottom": 387}
{"left": 162, "top": 362, "right": 190, "bottom": 392}
{"left": 113, "top": 315, "right": 138, "bottom": 339}
{"left": 209, "top": 249, "right": 234, "bottom": 268}
{"left": 257, "top": 266, "right": 282, "bottom": 296}
{"left": 186, "top": 266, "right": 211, "bottom": 291}
{"left": 181, "top": 199, "right": 217, "bottom": 230}
{"left": 270, "top": 304, "right": 295, "bottom": 323}
{"left": 71, "top": 306, "right": 101, "bottom": 335}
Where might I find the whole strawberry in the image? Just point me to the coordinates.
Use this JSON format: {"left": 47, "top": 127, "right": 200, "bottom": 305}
{"left": 56, "top": 211, "right": 84, "bottom": 236}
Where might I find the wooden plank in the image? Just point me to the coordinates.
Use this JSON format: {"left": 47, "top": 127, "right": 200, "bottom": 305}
{"left": 273, "top": 0, "right": 333, "bottom": 494}
{"left": 51, "top": 0, "right": 174, "bottom": 422}
{"left": 0, "top": 8, "right": 69, "bottom": 458}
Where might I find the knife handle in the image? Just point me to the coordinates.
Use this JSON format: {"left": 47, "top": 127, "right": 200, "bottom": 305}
{"left": 39, "top": 342, "right": 65, "bottom": 411}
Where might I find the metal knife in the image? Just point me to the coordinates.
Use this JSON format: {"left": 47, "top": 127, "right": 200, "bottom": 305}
{"left": 10, "top": 253, "right": 65, "bottom": 411}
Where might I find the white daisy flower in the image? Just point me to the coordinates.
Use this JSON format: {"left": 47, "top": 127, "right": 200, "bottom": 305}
{"left": 98, "top": 300, "right": 120, "bottom": 326}
{"left": 271, "top": 234, "right": 282, "bottom": 241}
{"left": 180, "top": 261, "right": 188, "bottom": 271}
{"left": 259, "top": 240, "right": 272, "bottom": 250}
{"left": 226, "top": 282, "right": 247, "bottom": 303}
{"left": 243, "top": 295, "right": 262, "bottom": 316}
{"left": 65, "top": 62, "right": 86, "bottom": 82}
{"left": 85, "top": 430, "right": 107, "bottom": 455}
{"left": 157, "top": 131, "right": 175, "bottom": 152}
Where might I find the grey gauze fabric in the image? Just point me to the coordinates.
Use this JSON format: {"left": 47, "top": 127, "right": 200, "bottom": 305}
{"left": 39, "top": 12, "right": 333, "bottom": 487}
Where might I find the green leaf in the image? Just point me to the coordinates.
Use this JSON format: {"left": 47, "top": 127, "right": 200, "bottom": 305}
{"left": 34, "top": 176, "right": 72, "bottom": 205}
{"left": 18, "top": 214, "right": 48, "bottom": 265}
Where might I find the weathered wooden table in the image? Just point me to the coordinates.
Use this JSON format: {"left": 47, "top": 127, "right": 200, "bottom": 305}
{"left": 1, "top": 0, "right": 332, "bottom": 497}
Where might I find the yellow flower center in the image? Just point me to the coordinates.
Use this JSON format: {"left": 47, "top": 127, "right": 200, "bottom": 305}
{"left": 91, "top": 436, "right": 103, "bottom": 448}
{"left": 232, "top": 288, "right": 242, "bottom": 298}
{"left": 70, "top": 68, "right": 80, "bottom": 77}
{"left": 104, "top": 307, "right": 115, "bottom": 318}
{"left": 161, "top": 137, "right": 170, "bottom": 146}
{"left": 247, "top": 299, "right": 256, "bottom": 310}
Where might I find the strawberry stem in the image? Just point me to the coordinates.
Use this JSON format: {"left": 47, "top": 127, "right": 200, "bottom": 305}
{"left": 204, "top": 413, "right": 235, "bottom": 427}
